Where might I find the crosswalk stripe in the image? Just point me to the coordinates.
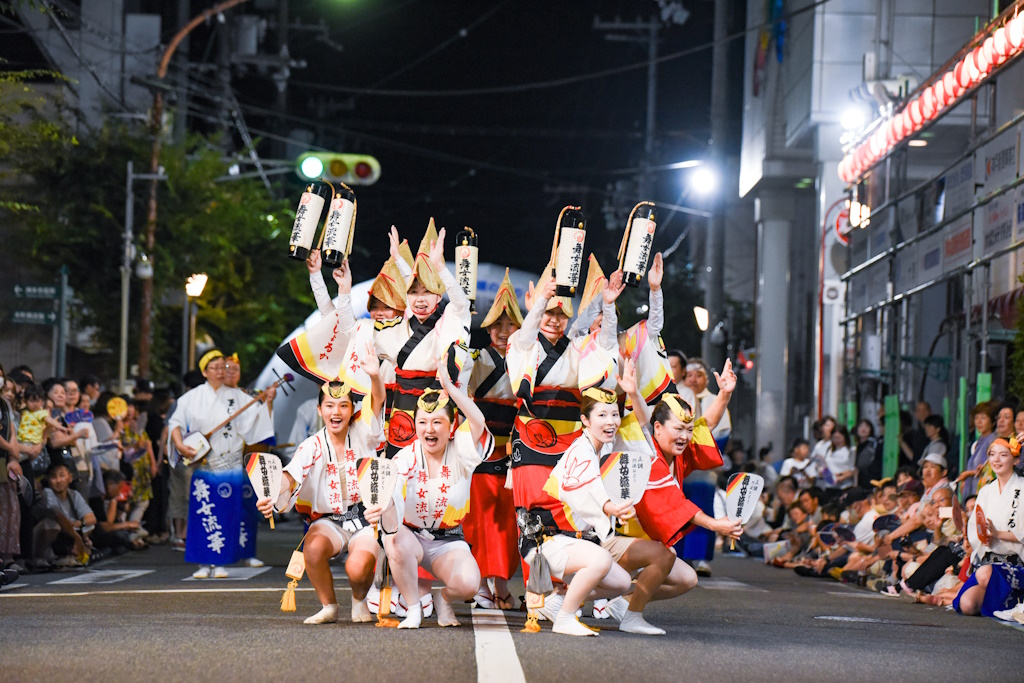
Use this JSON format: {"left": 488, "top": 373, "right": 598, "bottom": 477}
{"left": 49, "top": 570, "right": 154, "bottom": 585}
{"left": 698, "top": 577, "right": 767, "bottom": 592}
{"left": 182, "top": 567, "right": 271, "bottom": 581}
{"left": 472, "top": 608, "right": 526, "bottom": 683}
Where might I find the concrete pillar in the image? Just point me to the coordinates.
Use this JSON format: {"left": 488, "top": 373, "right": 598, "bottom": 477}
{"left": 755, "top": 192, "right": 793, "bottom": 460}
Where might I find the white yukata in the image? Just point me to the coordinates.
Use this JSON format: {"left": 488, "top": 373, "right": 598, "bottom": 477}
{"left": 392, "top": 421, "right": 494, "bottom": 572}
{"left": 967, "top": 473, "right": 1024, "bottom": 565}
{"left": 375, "top": 266, "right": 471, "bottom": 454}
{"left": 278, "top": 415, "right": 392, "bottom": 548}
{"left": 167, "top": 383, "right": 273, "bottom": 566}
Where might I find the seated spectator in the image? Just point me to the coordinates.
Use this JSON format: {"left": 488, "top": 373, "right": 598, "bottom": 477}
{"left": 31, "top": 462, "right": 96, "bottom": 569}
{"left": 920, "top": 453, "right": 950, "bottom": 503}
{"left": 822, "top": 426, "right": 856, "bottom": 489}
{"left": 798, "top": 486, "right": 824, "bottom": 525}
{"left": 89, "top": 470, "right": 143, "bottom": 555}
{"left": 780, "top": 439, "right": 816, "bottom": 488}
{"left": 764, "top": 476, "right": 798, "bottom": 531}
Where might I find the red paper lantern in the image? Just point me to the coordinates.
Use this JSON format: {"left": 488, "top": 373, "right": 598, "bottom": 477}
{"left": 901, "top": 109, "right": 914, "bottom": 135}
{"left": 1011, "top": 15, "right": 1024, "bottom": 50}
{"left": 910, "top": 98, "right": 923, "bottom": 126}
{"left": 983, "top": 36, "right": 997, "bottom": 65}
{"left": 994, "top": 28, "right": 1010, "bottom": 59}
{"left": 921, "top": 89, "right": 936, "bottom": 119}
{"left": 885, "top": 118, "right": 896, "bottom": 146}
{"left": 943, "top": 70, "right": 959, "bottom": 101}
{"left": 956, "top": 59, "right": 971, "bottom": 89}
{"left": 930, "top": 82, "right": 944, "bottom": 113}
{"left": 968, "top": 48, "right": 984, "bottom": 81}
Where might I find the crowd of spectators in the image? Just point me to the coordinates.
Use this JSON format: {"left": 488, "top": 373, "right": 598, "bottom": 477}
{"left": 728, "top": 400, "right": 1024, "bottom": 622}
{"left": 0, "top": 362, "right": 190, "bottom": 584}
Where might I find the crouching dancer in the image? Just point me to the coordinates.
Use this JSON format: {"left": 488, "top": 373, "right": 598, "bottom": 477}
{"left": 256, "top": 348, "right": 387, "bottom": 625}
{"left": 384, "top": 359, "right": 494, "bottom": 629}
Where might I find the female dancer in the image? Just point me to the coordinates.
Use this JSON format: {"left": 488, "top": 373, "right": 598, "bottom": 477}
{"left": 256, "top": 345, "right": 386, "bottom": 624}
{"left": 375, "top": 222, "right": 472, "bottom": 455}
{"left": 462, "top": 269, "right": 523, "bottom": 610}
{"left": 383, "top": 358, "right": 493, "bottom": 628}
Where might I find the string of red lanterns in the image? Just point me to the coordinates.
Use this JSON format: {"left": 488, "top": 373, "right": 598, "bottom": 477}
{"left": 838, "top": 12, "right": 1024, "bottom": 184}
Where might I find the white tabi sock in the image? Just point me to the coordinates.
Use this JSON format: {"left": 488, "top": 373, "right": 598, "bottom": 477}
{"left": 434, "top": 590, "right": 461, "bottom": 627}
{"left": 303, "top": 603, "right": 339, "bottom": 625}
{"left": 537, "top": 591, "right": 564, "bottom": 622}
{"left": 397, "top": 603, "right": 422, "bottom": 629}
{"left": 552, "top": 610, "right": 596, "bottom": 637}
{"left": 618, "top": 610, "right": 665, "bottom": 636}
{"left": 351, "top": 598, "right": 372, "bottom": 623}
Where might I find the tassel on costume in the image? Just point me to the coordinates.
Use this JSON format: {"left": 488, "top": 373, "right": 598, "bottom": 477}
{"left": 374, "top": 571, "right": 400, "bottom": 627}
{"left": 281, "top": 579, "right": 298, "bottom": 612}
{"left": 521, "top": 610, "right": 541, "bottom": 633}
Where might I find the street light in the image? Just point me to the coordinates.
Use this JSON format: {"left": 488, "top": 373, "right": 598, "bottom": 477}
{"left": 690, "top": 167, "right": 717, "bottom": 195}
{"left": 693, "top": 305, "right": 709, "bottom": 331}
{"left": 183, "top": 273, "right": 208, "bottom": 372}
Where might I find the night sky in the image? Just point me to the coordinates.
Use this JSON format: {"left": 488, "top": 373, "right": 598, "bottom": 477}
{"left": 5, "top": 0, "right": 746, "bottom": 282}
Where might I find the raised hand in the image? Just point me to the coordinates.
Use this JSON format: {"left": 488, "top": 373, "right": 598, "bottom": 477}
{"left": 429, "top": 227, "right": 447, "bottom": 270}
{"left": 616, "top": 358, "right": 638, "bottom": 396}
{"left": 306, "top": 248, "right": 322, "bottom": 274}
{"left": 603, "top": 269, "right": 626, "bottom": 304}
{"left": 332, "top": 258, "right": 352, "bottom": 295}
{"left": 388, "top": 226, "right": 402, "bottom": 262}
{"left": 359, "top": 341, "right": 381, "bottom": 377}
{"left": 648, "top": 252, "right": 663, "bottom": 291}
{"left": 713, "top": 358, "right": 737, "bottom": 395}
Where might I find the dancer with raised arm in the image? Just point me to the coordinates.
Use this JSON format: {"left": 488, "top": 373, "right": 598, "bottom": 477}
{"left": 383, "top": 357, "right": 494, "bottom": 629}
{"left": 256, "top": 346, "right": 388, "bottom": 625}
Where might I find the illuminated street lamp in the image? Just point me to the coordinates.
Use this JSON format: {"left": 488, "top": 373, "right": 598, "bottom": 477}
{"left": 183, "top": 273, "right": 208, "bottom": 371}
{"left": 693, "top": 305, "right": 710, "bottom": 332}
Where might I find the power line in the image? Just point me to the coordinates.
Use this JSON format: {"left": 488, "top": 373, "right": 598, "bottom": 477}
{"left": 288, "top": 0, "right": 832, "bottom": 98}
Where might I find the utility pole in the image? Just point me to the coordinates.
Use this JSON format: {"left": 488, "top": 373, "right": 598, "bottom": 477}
{"left": 593, "top": 15, "right": 661, "bottom": 199}
{"left": 702, "top": 0, "right": 728, "bottom": 375}
{"left": 138, "top": 0, "right": 252, "bottom": 377}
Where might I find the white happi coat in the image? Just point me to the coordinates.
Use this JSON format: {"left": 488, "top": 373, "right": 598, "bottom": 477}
{"left": 279, "top": 415, "right": 386, "bottom": 519}
{"left": 545, "top": 414, "right": 655, "bottom": 542}
{"left": 967, "top": 472, "right": 1024, "bottom": 563}
{"left": 393, "top": 421, "right": 494, "bottom": 530}
{"left": 374, "top": 266, "right": 471, "bottom": 375}
{"left": 167, "top": 383, "right": 273, "bottom": 471}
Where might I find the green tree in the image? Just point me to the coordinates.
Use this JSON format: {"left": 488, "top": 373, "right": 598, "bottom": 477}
{"left": 4, "top": 120, "right": 311, "bottom": 384}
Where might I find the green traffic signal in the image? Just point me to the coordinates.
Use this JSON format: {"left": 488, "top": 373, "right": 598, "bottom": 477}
{"left": 295, "top": 152, "right": 381, "bottom": 186}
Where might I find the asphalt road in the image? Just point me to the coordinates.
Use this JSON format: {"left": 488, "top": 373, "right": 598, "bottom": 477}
{"left": 2, "top": 519, "right": 1021, "bottom": 683}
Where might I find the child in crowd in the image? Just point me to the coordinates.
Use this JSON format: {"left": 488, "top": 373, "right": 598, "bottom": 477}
{"left": 18, "top": 384, "right": 71, "bottom": 448}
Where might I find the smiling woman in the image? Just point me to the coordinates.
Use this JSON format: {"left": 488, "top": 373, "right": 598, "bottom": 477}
{"left": 384, "top": 359, "right": 493, "bottom": 629}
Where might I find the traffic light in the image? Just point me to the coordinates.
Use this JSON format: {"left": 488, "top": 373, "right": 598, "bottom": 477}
{"left": 296, "top": 152, "right": 381, "bottom": 186}
{"left": 737, "top": 348, "right": 755, "bottom": 373}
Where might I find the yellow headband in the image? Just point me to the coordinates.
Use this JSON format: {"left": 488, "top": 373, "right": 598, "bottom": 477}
{"left": 226, "top": 353, "right": 240, "bottom": 366}
{"left": 662, "top": 394, "right": 694, "bottom": 424}
{"left": 321, "top": 380, "right": 352, "bottom": 399}
{"left": 417, "top": 390, "right": 450, "bottom": 414}
{"left": 198, "top": 349, "right": 224, "bottom": 372}
{"left": 582, "top": 387, "right": 617, "bottom": 404}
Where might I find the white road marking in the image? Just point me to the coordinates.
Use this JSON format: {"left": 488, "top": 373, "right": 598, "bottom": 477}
{"left": 0, "top": 586, "right": 329, "bottom": 598}
{"left": 182, "top": 567, "right": 271, "bottom": 581}
{"left": 49, "top": 570, "right": 154, "bottom": 585}
{"left": 472, "top": 608, "right": 526, "bottom": 683}
{"left": 698, "top": 577, "right": 767, "bottom": 592}
{"left": 826, "top": 591, "right": 888, "bottom": 600}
